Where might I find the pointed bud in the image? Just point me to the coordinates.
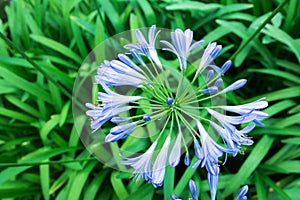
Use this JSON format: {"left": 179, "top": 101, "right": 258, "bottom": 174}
{"left": 189, "top": 179, "right": 198, "bottom": 200}
{"left": 214, "top": 78, "right": 223, "bottom": 87}
{"left": 184, "top": 152, "right": 191, "bottom": 166}
{"left": 222, "top": 79, "right": 247, "bottom": 93}
{"left": 221, "top": 60, "right": 232, "bottom": 75}
{"left": 206, "top": 70, "right": 214, "bottom": 81}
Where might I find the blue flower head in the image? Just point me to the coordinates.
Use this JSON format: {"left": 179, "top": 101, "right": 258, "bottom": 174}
{"left": 86, "top": 26, "right": 268, "bottom": 199}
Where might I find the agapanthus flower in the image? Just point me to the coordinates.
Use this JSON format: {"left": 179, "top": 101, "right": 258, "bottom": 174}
{"left": 86, "top": 26, "right": 268, "bottom": 199}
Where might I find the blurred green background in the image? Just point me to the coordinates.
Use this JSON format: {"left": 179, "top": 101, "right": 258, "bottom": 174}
{"left": 0, "top": 0, "right": 299, "bottom": 199}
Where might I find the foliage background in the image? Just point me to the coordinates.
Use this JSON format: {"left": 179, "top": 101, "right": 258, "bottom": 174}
{"left": 0, "top": 0, "right": 299, "bottom": 199}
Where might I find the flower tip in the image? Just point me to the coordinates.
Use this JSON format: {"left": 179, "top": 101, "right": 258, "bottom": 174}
{"left": 184, "top": 153, "right": 191, "bottom": 166}
{"left": 170, "top": 194, "right": 179, "bottom": 200}
{"left": 222, "top": 79, "right": 247, "bottom": 93}
{"left": 234, "top": 185, "right": 249, "bottom": 200}
{"left": 170, "top": 162, "right": 178, "bottom": 168}
{"left": 166, "top": 97, "right": 174, "bottom": 105}
{"left": 189, "top": 179, "right": 198, "bottom": 200}
{"left": 200, "top": 86, "right": 218, "bottom": 95}
{"left": 143, "top": 114, "right": 151, "bottom": 121}
{"left": 253, "top": 119, "right": 265, "bottom": 126}
{"left": 221, "top": 60, "right": 232, "bottom": 75}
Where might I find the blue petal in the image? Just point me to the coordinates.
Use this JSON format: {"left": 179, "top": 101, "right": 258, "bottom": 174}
{"left": 111, "top": 117, "right": 129, "bottom": 124}
{"left": 221, "top": 79, "right": 247, "bottom": 93}
{"left": 192, "top": 159, "right": 201, "bottom": 170}
{"left": 214, "top": 78, "right": 223, "bottom": 87}
{"left": 130, "top": 49, "right": 146, "bottom": 66}
{"left": 189, "top": 179, "right": 198, "bottom": 200}
{"left": 135, "top": 29, "right": 147, "bottom": 44}
{"left": 184, "top": 152, "right": 191, "bottom": 166}
{"left": 194, "top": 139, "right": 203, "bottom": 160}
{"left": 118, "top": 54, "right": 142, "bottom": 72}
{"left": 105, "top": 132, "right": 128, "bottom": 142}
{"left": 207, "top": 170, "right": 219, "bottom": 200}
{"left": 169, "top": 132, "right": 182, "bottom": 167}
{"left": 151, "top": 136, "right": 171, "bottom": 187}
{"left": 220, "top": 60, "right": 232, "bottom": 75}
{"left": 170, "top": 194, "right": 181, "bottom": 200}
{"left": 206, "top": 69, "right": 214, "bottom": 80}
{"left": 200, "top": 86, "right": 218, "bottom": 94}
{"left": 234, "top": 185, "right": 249, "bottom": 200}
{"left": 110, "top": 122, "right": 137, "bottom": 135}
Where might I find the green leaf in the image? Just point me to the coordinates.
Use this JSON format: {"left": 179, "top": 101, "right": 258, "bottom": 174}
{"left": 49, "top": 172, "right": 68, "bottom": 195}
{"left": 166, "top": 1, "right": 221, "bottom": 11}
{"left": 265, "top": 144, "right": 298, "bottom": 165}
{"left": 222, "top": 135, "right": 274, "bottom": 196}
{"left": 0, "top": 183, "right": 40, "bottom": 198}
{"left": 262, "top": 173, "right": 292, "bottom": 200}
{"left": 262, "top": 24, "right": 300, "bottom": 63}
{"left": 70, "top": 17, "right": 88, "bottom": 58}
{"left": 40, "top": 161, "right": 50, "bottom": 200}
{"left": 66, "top": 161, "right": 98, "bottom": 200}
{"left": 254, "top": 172, "right": 268, "bottom": 200}
{"left": 276, "top": 112, "right": 300, "bottom": 128}
{"left": 0, "top": 67, "right": 52, "bottom": 103}
{"left": 111, "top": 171, "right": 129, "bottom": 200}
{"left": 40, "top": 114, "right": 60, "bottom": 144}
{"left": 30, "top": 34, "right": 82, "bottom": 63}
{"left": 164, "top": 166, "right": 175, "bottom": 200}
{"left": 99, "top": 0, "right": 124, "bottom": 32}
{"left": 137, "top": 0, "right": 156, "bottom": 26}
{"left": 0, "top": 107, "right": 35, "bottom": 123}
{"left": 70, "top": 15, "right": 96, "bottom": 35}
{"left": 84, "top": 169, "right": 110, "bottom": 200}
{"left": 193, "top": 4, "right": 253, "bottom": 29}
{"left": 216, "top": 19, "right": 274, "bottom": 67}
{"left": 59, "top": 101, "right": 71, "bottom": 127}
{"left": 254, "top": 127, "right": 300, "bottom": 136}
{"left": 281, "top": 137, "right": 300, "bottom": 145}
{"left": 124, "top": 184, "right": 155, "bottom": 200}
{"left": 264, "top": 100, "right": 296, "bottom": 117}
{"left": 0, "top": 147, "right": 80, "bottom": 185}
{"left": 249, "top": 69, "right": 300, "bottom": 84}
{"left": 252, "top": 87, "right": 300, "bottom": 102}
{"left": 174, "top": 156, "right": 198, "bottom": 195}
{"left": 5, "top": 95, "right": 41, "bottom": 118}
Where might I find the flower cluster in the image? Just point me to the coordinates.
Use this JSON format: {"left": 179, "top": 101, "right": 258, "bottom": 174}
{"left": 86, "top": 25, "right": 268, "bottom": 199}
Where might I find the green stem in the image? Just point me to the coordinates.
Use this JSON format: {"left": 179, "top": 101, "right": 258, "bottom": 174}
{"left": 136, "top": 110, "right": 168, "bottom": 128}
{"left": 174, "top": 110, "right": 189, "bottom": 154}
{"left": 180, "top": 73, "right": 221, "bottom": 104}
{"left": 175, "top": 106, "right": 213, "bottom": 125}
{"left": 150, "top": 59, "right": 172, "bottom": 98}
{"left": 175, "top": 110, "right": 200, "bottom": 138}
{"left": 183, "top": 90, "right": 223, "bottom": 105}
{"left": 143, "top": 84, "right": 166, "bottom": 102}
{"left": 175, "top": 69, "right": 185, "bottom": 100}
{"left": 155, "top": 111, "right": 172, "bottom": 141}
